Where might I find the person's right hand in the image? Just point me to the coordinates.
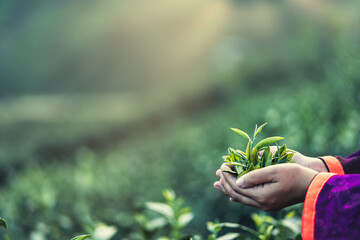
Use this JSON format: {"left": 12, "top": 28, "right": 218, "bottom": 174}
{"left": 262, "top": 146, "right": 328, "bottom": 172}
{"left": 214, "top": 163, "right": 318, "bottom": 211}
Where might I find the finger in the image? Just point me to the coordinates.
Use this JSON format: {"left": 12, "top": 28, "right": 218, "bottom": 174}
{"left": 214, "top": 181, "right": 224, "bottom": 191}
{"left": 220, "top": 164, "right": 257, "bottom": 197}
{"left": 228, "top": 193, "right": 263, "bottom": 209}
{"left": 216, "top": 169, "right": 222, "bottom": 179}
{"left": 236, "top": 165, "right": 278, "bottom": 189}
{"left": 220, "top": 166, "right": 263, "bottom": 199}
{"left": 219, "top": 170, "right": 238, "bottom": 198}
{"left": 221, "top": 162, "right": 235, "bottom": 170}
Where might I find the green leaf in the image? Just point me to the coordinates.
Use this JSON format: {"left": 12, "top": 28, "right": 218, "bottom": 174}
{"left": 0, "top": 218, "right": 7, "bottom": 230}
{"left": 71, "top": 234, "right": 91, "bottom": 240}
{"left": 263, "top": 225, "right": 274, "bottom": 240}
{"left": 279, "top": 144, "right": 287, "bottom": 153}
{"left": 265, "top": 150, "right": 272, "bottom": 167}
{"left": 235, "top": 150, "right": 247, "bottom": 161}
{"left": 219, "top": 222, "right": 242, "bottom": 228}
{"left": 178, "top": 212, "right": 194, "bottom": 227}
{"left": 254, "top": 122, "right": 267, "bottom": 138}
{"left": 251, "top": 213, "right": 275, "bottom": 229}
{"left": 228, "top": 147, "right": 236, "bottom": 155}
{"left": 146, "top": 202, "right": 174, "bottom": 219}
{"left": 224, "top": 162, "right": 246, "bottom": 167}
{"left": 145, "top": 217, "right": 167, "bottom": 231}
{"left": 218, "top": 222, "right": 259, "bottom": 238}
{"left": 231, "top": 128, "right": 252, "bottom": 142}
{"left": 162, "top": 189, "right": 175, "bottom": 202}
{"left": 254, "top": 136, "right": 284, "bottom": 150}
{"left": 217, "top": 232, "right": 240, "bottom": 240}
{"left": 285, "top": 211, "right": 296, "bottom": 219}
{"left": 246, "top": 141, "right": 251, "bottom": 161}
{"left": 206, "top": 221, "right": 218, "bottom": 234}
{"left": 222, "top": 155, "right": 231, "bottom": 162}
{"left": 286, "top": 153, "right": 295, "bottom": 161}
{"left": 234, "top": 165, "right": 240, "bottom": 175}
{"left": 250, "top": 147, "right": 259, "bottom": 165}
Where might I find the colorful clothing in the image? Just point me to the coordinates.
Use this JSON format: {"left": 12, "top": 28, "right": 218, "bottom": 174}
{"left": 302, "top": 152, "right": 360, "bottom": 239}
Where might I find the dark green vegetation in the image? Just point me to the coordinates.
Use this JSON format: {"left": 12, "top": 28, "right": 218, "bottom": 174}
{"left": 129, "top": 189, "right": 302, "bottom": 240}
{"left": 223, "top": 123, "right": 294, "bottom": 177}
{"left": 1, "top": 1, "right": 360, "bottom": 239}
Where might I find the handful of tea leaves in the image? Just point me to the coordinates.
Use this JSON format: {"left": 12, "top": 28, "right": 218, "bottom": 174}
{"left": 222, "top": 123, "right": 294, "bottom": 177}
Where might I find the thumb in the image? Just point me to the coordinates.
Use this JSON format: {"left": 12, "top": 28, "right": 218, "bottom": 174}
{"left": 236, "top": 166, "right": 276, "bottom": 188}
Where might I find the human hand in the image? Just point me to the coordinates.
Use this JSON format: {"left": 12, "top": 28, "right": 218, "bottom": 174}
{"left": 261, "top": 146, "right": 328, "bottom": 172}
{"left": 214, "top": 163, "right": 318, "bottom": 211}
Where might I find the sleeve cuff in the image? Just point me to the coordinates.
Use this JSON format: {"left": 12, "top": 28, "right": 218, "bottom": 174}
{"left": 302, "top": 172, "right": 337, "bottom": 240}
{"left": 318, "top": 156, "right": 345, "bottom": 175}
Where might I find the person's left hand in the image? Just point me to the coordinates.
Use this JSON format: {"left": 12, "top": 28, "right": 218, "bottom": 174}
{"left": 214, "top": 163, "right": 318, "bottom": 211}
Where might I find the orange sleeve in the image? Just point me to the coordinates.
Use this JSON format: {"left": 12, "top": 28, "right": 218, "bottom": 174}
{"left": 319, "top": 156, "right": 345, "bottom": 175}
{"left": 302, "top": 172, "right": 337, "bottom": 240}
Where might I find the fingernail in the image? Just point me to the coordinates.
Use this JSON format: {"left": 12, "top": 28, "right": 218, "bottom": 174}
{"left": 237, "top": 177, "right": 244, "bottom": 188}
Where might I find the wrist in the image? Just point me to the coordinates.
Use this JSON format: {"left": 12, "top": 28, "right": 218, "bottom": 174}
{"left": 297, "top": 166, "right": 318, "bottom": 202}
{"left": 309, "top": 157, "right": 329, "bottom": 172}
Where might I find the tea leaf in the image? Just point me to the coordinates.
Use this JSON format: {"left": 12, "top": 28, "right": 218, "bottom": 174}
{"left": 71, "top": 234, "right": 91, "bottom": 240}
{"left": 0, "top": 218, "right": 7, "bottom": 229}
{"left": 285, "top": 211, "right": 296, "bottom": 219}
{"left": 206, "top": 221, "right": 217, "bottom": 234}
{"left": 217, "top": 222, "right": 259, "bottom": 238}
{"left": 254, "top": 136, "right": 284, "bottom": 150}
{"left": 217, "top": 232, "right": 240, "bottom": 240}
{"left": 225, "top": 162, "right": 246, "bottom": 167}
{"left": 279, "top": 144, "right": 287, "bottom": 153}
{"left": 146, "top": 202, "right": 174, "bottom": 219}
{"left": 234, "top": 165, "right": 241, "bottom": 175}
{"left": 162, "top": 189, "right": 175, "bottom": 202}
{"left": 265, "top": 150, "right": 272, "bottom": 167}
{"left": 263, "top": 225, "right": 274, "bottom": 239}
{"left": 236, "top": 150, "right": 247, "bottom": 161}
{"left": 228, "top": 147, "right": 236, "bottom": 155}
{"left": 230, "top": 128, "right": 252, "bottom": 142}
{"left": 225, "top": 124, "right": 293, "bottom": 177}
{"left": 254, "top": 122, "right": 267, "bottom": 138}
{"left": 239, "top": 169, "right": 250, "bottom": 177}
{"left": 246, "top": 141, "right": 251, "bottom": 161}
{"left": 286, "top": 153, "right": 294, "bottom": 161}
{"left": 145, "top": 217, "right": 167, "bottom": 231}
{"left": 222, "top": 155, "right": 231, "bottom": 162}
{"left": 178, "top": 212, "right": 194, "bottom": 227}
{"left": 250, "top": 147, "right": 259, "bottom": 165}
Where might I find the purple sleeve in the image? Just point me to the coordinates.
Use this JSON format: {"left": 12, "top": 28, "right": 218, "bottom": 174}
{"left": 336, "top": 150, "right": 360, "bottom": 174}
{"left": 314, "top": 174, "right": 360, "bottom": 239}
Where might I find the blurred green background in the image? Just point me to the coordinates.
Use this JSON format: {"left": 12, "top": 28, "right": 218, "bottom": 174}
{"left": 1, "top": 0, "right": 360, "bottom": 239}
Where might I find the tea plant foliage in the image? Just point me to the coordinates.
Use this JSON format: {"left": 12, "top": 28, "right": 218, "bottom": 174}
{"left": 223, "top": 123, "right": 294, "bottom": 177}
{"left": 0, "top": 218, "right": 8, "bottom": 230}
{"left": 207, "top": 211, "right": 301, "bottom": 240}
{"left": 71, "top": 234, "right": 91, "bottom": 240}
{"left": 130, "top": 189, "right": 194, "bottom": 240}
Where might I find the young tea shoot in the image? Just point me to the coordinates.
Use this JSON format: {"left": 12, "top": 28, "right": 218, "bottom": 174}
{"left": 222, "top": 123, "right": 294, "bottom": 177}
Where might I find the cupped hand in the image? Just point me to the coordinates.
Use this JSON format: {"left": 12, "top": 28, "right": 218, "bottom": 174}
{"left": 214, "top": 163, "right": 318, "bottom": 211}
